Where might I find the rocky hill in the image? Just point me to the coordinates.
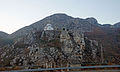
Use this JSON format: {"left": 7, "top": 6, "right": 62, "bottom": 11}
{"left": 0, "top": 29, "right": 102, "bottom": 67}
{"left": 10, "top": 13, "right": 98, "bottom": 38}
{"left": 0, "top": 31, "right": 9, "bottom": 38}
{"left": 0, "top": 31, "right": 13, "bottom": 47}
{"left": 0, "top": 13, "right": 120, "bottom": 67}
{"left": 10, "top": 14, "right": 120, "bottom": 39}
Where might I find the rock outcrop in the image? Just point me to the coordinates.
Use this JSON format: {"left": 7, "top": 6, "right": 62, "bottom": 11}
{"left": 0, "top": 28, "right": 102, "bottom": 67}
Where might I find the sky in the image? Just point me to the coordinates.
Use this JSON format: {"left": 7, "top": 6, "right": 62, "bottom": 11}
{"left": 0, "top": 0, "right": 120, "bottom": 34}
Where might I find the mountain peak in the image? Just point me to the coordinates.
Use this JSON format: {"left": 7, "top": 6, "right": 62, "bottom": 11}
{"left": 52, "top": 13, "right": 68, "bottom": 16}
{"left": 48, "top": 13, "right": 73, "bottom": 19}
{"left": 114, "top": 22, "right": 120, "bottom": 28}
{"left": 86, "top": 17, "right": 98, "bottom": 25}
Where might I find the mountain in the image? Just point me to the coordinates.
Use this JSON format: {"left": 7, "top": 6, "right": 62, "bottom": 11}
{"left": 114, "top": 22, "right": 120, "bottom": 28}
{"left": 0, "top": 31, "right": 13, "bottom": 47}
{"left": 0, "top": 31, "right": 9, "bottom": 38}
{"left": 10, "top": 13, "right": 120, "bottom": 39}
{"left": 10, "top": 13, "right": 98, "bottom": 38}
{"left": 86, "top": 17, "right": 99, "bottom": 25}
{"left": 0, "top": 13, "right": 120, "bottom": 66}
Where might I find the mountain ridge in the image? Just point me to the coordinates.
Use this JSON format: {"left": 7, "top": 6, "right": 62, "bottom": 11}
{"left": 0, "top": 31, "right": 9, "bottom": 38}
{"left": 1, "top": 13, "right": 120, "bottom": 35}
{"left": 10, "top": 13, "right": 120, "bottom": 35}
{"left": 1, "top": 13, "right": 120, "bottom": 48}
{"left": 9, "top": 13, "right": 101, "bottom": 38}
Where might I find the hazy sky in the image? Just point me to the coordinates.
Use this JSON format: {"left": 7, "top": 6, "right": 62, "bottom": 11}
{"left": 0, "top": 0, "right": 120, "bottom": 34}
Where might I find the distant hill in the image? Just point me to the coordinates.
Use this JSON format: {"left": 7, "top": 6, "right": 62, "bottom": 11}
{"left": 0, "top": 31, "right": 13, "bottom": 47}
{"left": 114, "top": 22, "right": 120, "bottom": 28}
{"left": 0, "top": 31, "right": 9, "bottom": 38}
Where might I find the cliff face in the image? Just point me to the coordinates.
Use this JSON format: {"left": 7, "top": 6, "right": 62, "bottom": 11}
{"left": 85, "top": 27, "right": 120, "bottom": 63}
{"left": 0, "top": 29, "right": 102, "bottom": 67}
